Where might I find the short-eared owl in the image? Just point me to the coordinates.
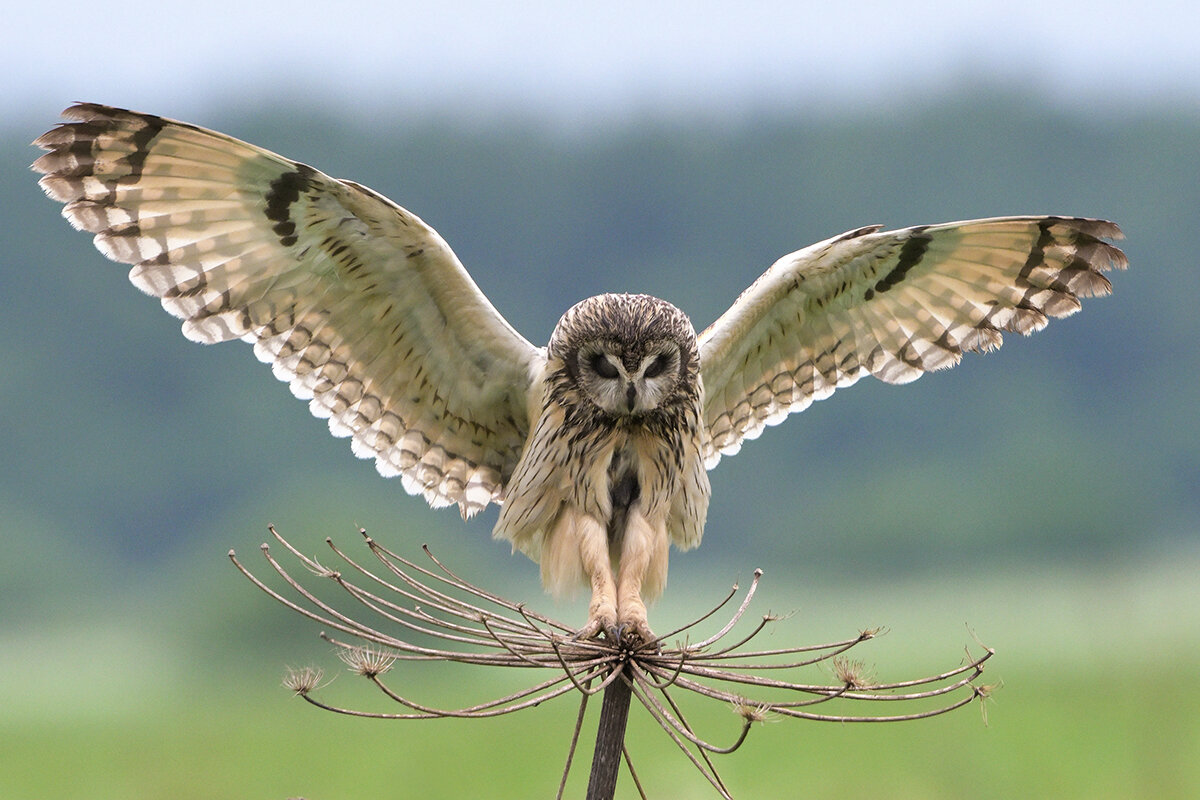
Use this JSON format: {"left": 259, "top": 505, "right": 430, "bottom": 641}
{"left": 34, "top": 104, "right": 1126, "bottom": 645}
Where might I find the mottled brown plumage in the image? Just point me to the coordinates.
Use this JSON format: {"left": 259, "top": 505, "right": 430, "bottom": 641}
{"left": 33, "top": 103, "right": 1126, "bottom": 644}
{"left": 495, "top": 294, "right": 708, "bottom": 640}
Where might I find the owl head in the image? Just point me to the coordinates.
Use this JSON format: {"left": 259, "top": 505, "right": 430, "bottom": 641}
{"left": 548, "top": 293, "right": 699, "bottom": 418}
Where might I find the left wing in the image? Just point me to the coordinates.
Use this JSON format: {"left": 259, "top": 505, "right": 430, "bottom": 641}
{"left": 698, "top": 216, "right": 1126, "bottom": 466}
{"left": 34, "top": 103, "right": 543, "bottom": 516}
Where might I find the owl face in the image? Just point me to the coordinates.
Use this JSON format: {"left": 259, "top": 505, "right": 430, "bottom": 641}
{"left": 548, "top": 293, "right": 699, "bottom": 420}
{"left": 575, "top": 338, "right": 683, "bottom": 416}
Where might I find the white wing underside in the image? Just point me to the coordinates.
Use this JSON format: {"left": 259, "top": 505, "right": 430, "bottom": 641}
{"left": 34, "top": 103, "right": 542, "bottom": 517}
{"left": 698, "top": 217, "right": 1126, "bottom": 467}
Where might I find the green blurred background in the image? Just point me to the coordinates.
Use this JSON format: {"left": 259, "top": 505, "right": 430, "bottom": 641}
{"left": 3, "top": 2, "right": 1198, "bottom": 797}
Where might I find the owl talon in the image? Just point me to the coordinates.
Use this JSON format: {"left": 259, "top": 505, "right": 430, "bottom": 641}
{"left": 574, "top": 605, "right": 618, "bottom": 642}
{"left": 616, "top": 615, "right": 657, "bottom": 649}
{"left": 572, "top": 620, "right": 602, "bottom": 642}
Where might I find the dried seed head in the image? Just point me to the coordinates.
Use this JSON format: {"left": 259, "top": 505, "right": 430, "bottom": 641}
{"left": 282, "top": 665, "right": 326, "bottom": 695}
{"left": 974, "top": 682, "right": 999, "bottom": 700}
{"left": 732, "top": 700, "right": 771, "bottom": 724}
{"left": 338, "top": 645, "right": 398, "bottom": 678}
{"left": 831, "top": 656, "right": 873, "bottom": 689}
{"left": 974, "top": 680, "right": 1002, "bottom": 725}
{"left": 303, "top": 557, "right": 339, "bottom": 579}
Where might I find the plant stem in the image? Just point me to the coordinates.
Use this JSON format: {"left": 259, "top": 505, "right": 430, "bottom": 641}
{"left": 586, "top": 665, "right": 631, "bottom": 800}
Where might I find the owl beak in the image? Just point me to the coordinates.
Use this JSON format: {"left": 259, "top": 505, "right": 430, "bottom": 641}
{"left": 625, "top": 382, "right": 637, "bottom": 412}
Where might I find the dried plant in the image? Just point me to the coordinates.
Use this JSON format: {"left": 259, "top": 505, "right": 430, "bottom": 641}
{"left": 230, "top": 526, "right": 994, "bottom": 799}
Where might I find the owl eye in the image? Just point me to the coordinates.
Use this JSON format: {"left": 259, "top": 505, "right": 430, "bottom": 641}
{"left": 643, "top": 353, "right": 672, "bottom": 379}
{"left": 589, "top": 352, "right": 620, "bottom": 379}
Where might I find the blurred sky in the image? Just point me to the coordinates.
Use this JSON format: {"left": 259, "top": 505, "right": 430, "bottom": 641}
{"left": 5, "top": 0, "right": 1197, "bottom": 126}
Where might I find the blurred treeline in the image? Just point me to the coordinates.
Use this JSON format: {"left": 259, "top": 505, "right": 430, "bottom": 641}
{"left": 1, "top": 91, "right": 1196, "bottom": 622}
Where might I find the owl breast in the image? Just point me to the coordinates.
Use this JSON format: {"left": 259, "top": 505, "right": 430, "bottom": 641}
{"left": 493, "top": 372, "right": 710, "bottom": 598}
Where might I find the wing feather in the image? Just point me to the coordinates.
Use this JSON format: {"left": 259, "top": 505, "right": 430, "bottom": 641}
{"left": 34, "top": 102, "right": 543, "bottom": 516}
{"left": 699, "top": 216, "right": 1126, "bottom": 466}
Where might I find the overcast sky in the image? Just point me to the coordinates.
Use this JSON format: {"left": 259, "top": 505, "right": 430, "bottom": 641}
{"left": 6, "top": 0, "right": 1197, "bottom": 125}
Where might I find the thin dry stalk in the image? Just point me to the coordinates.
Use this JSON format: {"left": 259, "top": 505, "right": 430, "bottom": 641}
{"left": 230, "top": 526, "right": 995, "bottom": 798}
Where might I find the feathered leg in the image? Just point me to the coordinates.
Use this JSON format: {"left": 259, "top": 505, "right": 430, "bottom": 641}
{"left": 614, "top": 509, "right": 668, "bottom": 645}
{"left": 565, "top": 512, "right": 618, "bottom": 640}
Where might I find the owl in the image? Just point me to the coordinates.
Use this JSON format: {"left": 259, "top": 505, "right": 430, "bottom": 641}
{"left": 34, "top": 104, "right": 1126, "bottom": 645}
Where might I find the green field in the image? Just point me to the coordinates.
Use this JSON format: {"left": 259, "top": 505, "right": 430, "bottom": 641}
{"left": 3, "top": 655, "right": 1197, "bottom": 798}
{"left": 3, "top": 555, "right": 1196, "bottom": 799}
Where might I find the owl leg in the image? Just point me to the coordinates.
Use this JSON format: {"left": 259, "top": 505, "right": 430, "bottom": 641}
{"left": 570, "top": 513, "right": 619, "bottom": 641}
{"left": 614, "top": 509, "right": 667, "bottom": 647}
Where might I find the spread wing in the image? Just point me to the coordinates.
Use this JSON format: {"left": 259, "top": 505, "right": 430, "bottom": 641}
{"left": 698, "top": 216, "right": 1126, "bottom": 466}
{"left": 34, "top": 102, "right": 543, "bottom": 516}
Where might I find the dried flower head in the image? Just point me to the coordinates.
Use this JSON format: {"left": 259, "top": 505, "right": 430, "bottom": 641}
{"left": 338, "top": 642, "right": 398, "bottom": 676}
{"left": 831, "top": 656, "right": 873, "bottom": 689}
{"left": 974, "top": 680, "right": 1002, "bottom": 725}
{"left": 732, "top": 701, "right": 771, "bottom": 724}
{"left": 338, "top": 645, "right": 398, "bottom": 678}
{"left": 282, "top": 665, "right": 326, "bottom": 696}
